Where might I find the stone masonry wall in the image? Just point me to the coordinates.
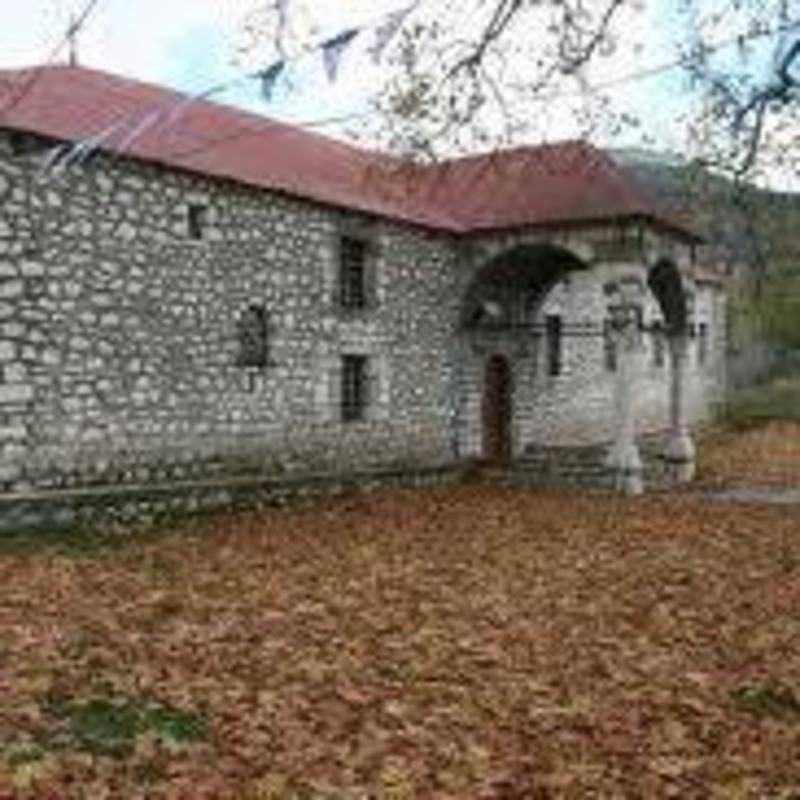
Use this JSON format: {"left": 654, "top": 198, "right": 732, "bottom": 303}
{"left": 0, "top": 131, "right": 462, "bottom": 491}
{"left": 0, "top": 130, "right": 727, "bottom": 493}
{"left": 455, "top": 229, "right": 726, "bottom": 453}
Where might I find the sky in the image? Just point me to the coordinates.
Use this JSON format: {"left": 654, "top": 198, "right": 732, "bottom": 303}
{"left": 0, "top": 0, "right": 796, "bottom": 189}
{"left": 0, "top": 0, "right": 408, "bottom": 123}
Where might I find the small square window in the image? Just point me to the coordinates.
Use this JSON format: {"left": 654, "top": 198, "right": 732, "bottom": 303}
{"left": 339, "top": 236, "right": 367, "bottom": 310}
{"left": 341, "top": 354, "right": 368, "bottom": 422}
{"left": 188, "top": 204, "right": 207, "bottom": 240}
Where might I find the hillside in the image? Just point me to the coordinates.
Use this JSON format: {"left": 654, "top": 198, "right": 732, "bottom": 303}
{"left": 612, "top": 148, "right": 800, "bottom": 383}
{"left": 612, "top": 147, "right": 800, "bottom": 278}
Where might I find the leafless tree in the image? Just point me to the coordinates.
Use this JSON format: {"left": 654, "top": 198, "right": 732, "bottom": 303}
{"left": 237, "top": 0, "right": 632, "bottom": 161}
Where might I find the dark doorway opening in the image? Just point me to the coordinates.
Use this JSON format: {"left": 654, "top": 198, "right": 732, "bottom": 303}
{"left": 482, "top": 354, "right": 512, "bottom": 463}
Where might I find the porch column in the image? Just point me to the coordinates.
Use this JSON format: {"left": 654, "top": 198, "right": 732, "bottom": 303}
{"left": 604, "top": 278, "right": 644, "bottom": 496}
{"left": 664, "top": 334, "right": 696, "bottom": 482}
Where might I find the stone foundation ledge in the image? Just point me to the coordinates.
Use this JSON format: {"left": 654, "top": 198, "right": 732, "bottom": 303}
{"left": 0, "top": 463, "right": 467, "bottom": 535}
{"left": 512, "top": 432, "right": 696, "bottom": 492}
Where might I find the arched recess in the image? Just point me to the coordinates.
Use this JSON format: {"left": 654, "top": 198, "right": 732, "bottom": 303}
{"left": 647, "top": 258, "right": 688, "bottom": 336}
{"left": 453, "top": 242, "right": 589, "bottom": 460}
{"left": 461, "top": 243, "right": 589, "bottom": 331}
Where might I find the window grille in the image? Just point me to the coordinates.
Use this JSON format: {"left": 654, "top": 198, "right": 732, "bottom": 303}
{"left": 236, "top": 304, "right": 269, "bottom": 368}
{"left": 698, "top": 322, "right": 709, "bottom": 365}
{"left": 603, "top": 319, "right": 617, "bottom": 372}
{"left": 546, "top": 315, "right": 562, "bottom": 376}
{"left": 341, "top": 355, "right": 368, "bottom": 422}
{"left": 339, "top": 236, "right": 367, "bottom": 309}
{"left": 188, "top": 204, "right": 207, "bottom": 240}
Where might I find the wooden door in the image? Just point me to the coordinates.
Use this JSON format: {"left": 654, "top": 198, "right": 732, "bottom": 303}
{"left": 482, "top": 354, "right": 511, "bottom": 463}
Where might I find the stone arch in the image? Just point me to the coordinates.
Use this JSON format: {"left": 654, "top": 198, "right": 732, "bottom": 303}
{"left": 647, "top": 258, "right": 688, "bottom": 336}
{"left": 461, "top": 243, "right": 589, "bottom": 329}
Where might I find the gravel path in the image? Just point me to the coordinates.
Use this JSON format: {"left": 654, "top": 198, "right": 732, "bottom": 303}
{"left": 706, "top": 486, "right": 800, "bottom": 505}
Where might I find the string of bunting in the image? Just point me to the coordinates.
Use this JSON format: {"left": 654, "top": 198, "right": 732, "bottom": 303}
{"left": 41, "top": 1, "right": 419, "bottom": 179}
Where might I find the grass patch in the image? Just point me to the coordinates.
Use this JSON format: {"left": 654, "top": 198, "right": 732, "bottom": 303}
{"left": 697, "top": 419, "right": 800, "bottom": 488}
{"left": 722, "top": 376, "right": 800, "bottom": 430}
{"left": 730, "top": 684, "right": 800, "bottom": 721}
{"left": 38, "top": 694, "right": 208, "bottom": 758}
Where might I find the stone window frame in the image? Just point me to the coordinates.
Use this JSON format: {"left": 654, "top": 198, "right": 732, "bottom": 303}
{"left": 697, "top": 321, "right": 709, "bottom": 366}
{"left": 341, "top": 354, "right": 370, "bottom": 423}
{"left": 317, "top": 347, "right": 390, "bottom": 425}
{"left": 339, "top": 236, "right": 368, "bottom": 309}
{"left": 330, "top": 219, "right": 380, "bottom": 316}
{"left": 235, "top": 303, "right": 271, "bottom": 369}
{"left": 187, "top": 203, "right": 208, "bottom": 241}
{"left": 545, "top": 314, "right": 563, "bottom": 377}
{"left": 603, "top": 318, "right": 618, "bottom": 372}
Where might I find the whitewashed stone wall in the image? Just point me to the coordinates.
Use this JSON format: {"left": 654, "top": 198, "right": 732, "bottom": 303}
{"left": 0, "top": 129, "right": 726, "bottom": 491}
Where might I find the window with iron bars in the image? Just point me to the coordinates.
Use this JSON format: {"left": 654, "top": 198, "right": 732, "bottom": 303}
{"left": 236, "top": 304, "right": 269, "bottom": 368}
{"left": 341, "top": 355, "right": 368, "bottom": 422}
{"left": 339, "top": 236, "right": 368, "bottom": 310}
{"left": 546, "top": 315, "right": 562, "bottom": 376}
{"left": 603, "top": 319, "right": 617, "bottom": 372}
{"left": 188, "top": 204, "right": 207, "bottom": 240}
{"left": 698, "top": 322, "right": 709, "bottom": 365}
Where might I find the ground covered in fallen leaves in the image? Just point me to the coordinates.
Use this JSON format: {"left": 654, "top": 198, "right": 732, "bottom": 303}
{"left": 699, "top": 420, "right": 800, "bottom": 489}
{"left": 2, "top": 424, "right": 800, "bottom": 798}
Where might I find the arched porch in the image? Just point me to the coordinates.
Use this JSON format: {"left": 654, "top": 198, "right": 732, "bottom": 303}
{"left": 448, "top": 239, "right": 703, "bottom": 489}
{"left": 454, "top": 242, "right": 591, "bottom": 462}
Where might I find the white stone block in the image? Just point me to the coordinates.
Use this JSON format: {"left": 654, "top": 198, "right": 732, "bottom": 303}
{"left": 0, "top": 280, "right": 23, "bottom": 299}
{"left": 4, "top": 364, "right": 26, "bottom": 383}
{"left": 20, "top": 260, "right": 44, "bottom": 278}
{"left": 0, "top": 384, "right": 34, "bottom": 404}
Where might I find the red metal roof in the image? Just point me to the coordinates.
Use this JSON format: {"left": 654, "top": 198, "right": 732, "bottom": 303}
{"left": 0, "top": 64, "right": 697, "bottom": 238}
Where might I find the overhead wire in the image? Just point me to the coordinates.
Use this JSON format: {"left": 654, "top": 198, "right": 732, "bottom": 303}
{"left": 0, "top": 0, "right": 105, "bottom": 118}
{"left": 154, "top": 11, "right": 800, "bottom": 165}
{"left": 30, "top": 1, "right": 422, "bottom": 175}
{"left": 22, "top": 3, "right": 800, "bottom": 177}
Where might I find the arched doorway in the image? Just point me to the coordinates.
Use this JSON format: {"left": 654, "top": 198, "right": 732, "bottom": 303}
{"left": 482, "top": 354, "right": 511, "bottom": 463}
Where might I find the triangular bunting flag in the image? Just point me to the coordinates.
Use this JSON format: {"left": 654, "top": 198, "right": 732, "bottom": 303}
{"left": 321, "top": 28, "right": 360, "bottom": 83}
{"left": 369, "top": 3, "right": 416, "bottom": 64}
{"left": 259, "top": 61, "right": 286, "bottom": 103}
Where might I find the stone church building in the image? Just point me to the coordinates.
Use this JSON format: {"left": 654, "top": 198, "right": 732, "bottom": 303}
{"left": 0, "top": 65, "right": 726, "bottom": 497}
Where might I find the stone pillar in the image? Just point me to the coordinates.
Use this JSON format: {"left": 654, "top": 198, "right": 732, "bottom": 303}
{"left": 604, "top": 278, "right": 644, "bottom": 496}
{"left": 665, "top": 334, "right": 696, "bottom": 482}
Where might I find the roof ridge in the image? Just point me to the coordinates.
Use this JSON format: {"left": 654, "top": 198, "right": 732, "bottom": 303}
{"left": 0, "top": 62, "right": 700, "bottom": 238}
{"left": 0, "top": 62, "right": 397, "bottom": 165}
